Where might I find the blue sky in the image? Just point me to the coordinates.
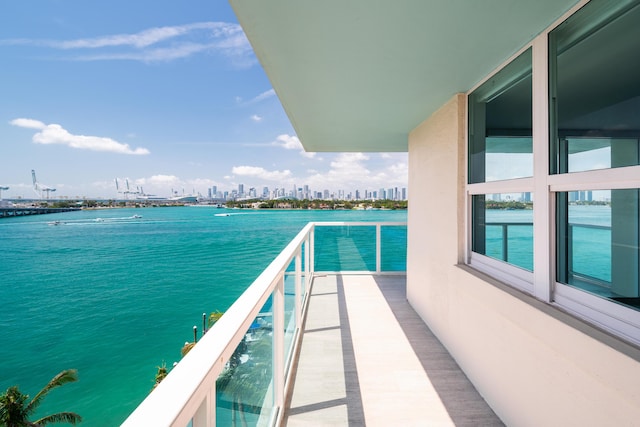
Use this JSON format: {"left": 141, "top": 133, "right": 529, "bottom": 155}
{"left": 0, "top": 0, "right": 407, "bottom": 199}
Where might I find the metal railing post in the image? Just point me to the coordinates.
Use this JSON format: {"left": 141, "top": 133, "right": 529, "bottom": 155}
{"left": 502, "top": 224, "right": 509, "bottom": 262}
{"left": 273, "top": 276, "right": 285, "bottom": 414}
{"left": 376, "top": 224, "right": 382, "bottom": 273}
{"left": 304, "top": 235, "right": 310, "bottom": 290}
{"left": 191, "top": 391, "right": 213, "bottom": 427}
{"left": 310, "top": 224, "right": 315, "bottom": 278}
{"left": 295, "top": 249, "right": 302, "bottom": 329}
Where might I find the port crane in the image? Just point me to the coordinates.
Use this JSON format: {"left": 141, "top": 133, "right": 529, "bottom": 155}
{"left": 32, "top": 169, "right": 56, "bottom": 199}
{"left": 115, "top": 178, "right": 140, "bottom": 199}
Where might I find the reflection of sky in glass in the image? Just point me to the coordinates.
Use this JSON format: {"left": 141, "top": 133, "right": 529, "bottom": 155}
{"left": 486, "top": 153, "right": 532, "bottom": 182}
{"left": 569, "top": 147, "right": 610, "bottom": 172}
{"left": 484, "top": 146, "right": 612, "bottom": 201}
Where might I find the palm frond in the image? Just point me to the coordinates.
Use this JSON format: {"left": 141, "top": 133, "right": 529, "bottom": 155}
{"left": 33, "top": 411, "right": 82, "bottom": 426}
{"left": 181, "top": 341, "right": 196, "bottom": 357}
{"left": 27, "top": 369, "right": 78, "bottom": 413}
{"left": 0, "top": 386, "right": 30, "bottom": 425}
{"left": 208, "top": 310, "right": 224, "bottom": 328}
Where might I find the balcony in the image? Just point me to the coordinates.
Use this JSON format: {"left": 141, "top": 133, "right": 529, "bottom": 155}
{"left": 122, "top": 222, "right": 501, "bottom": 426}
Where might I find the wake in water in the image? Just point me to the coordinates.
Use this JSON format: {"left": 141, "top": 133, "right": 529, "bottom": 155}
{"left": 48, "top": 215, "right": 143, "bottom": 226}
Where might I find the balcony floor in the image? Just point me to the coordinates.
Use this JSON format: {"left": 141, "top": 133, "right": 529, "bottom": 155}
{"left": 283, "top": 274, "right": 503, "bottom": 426}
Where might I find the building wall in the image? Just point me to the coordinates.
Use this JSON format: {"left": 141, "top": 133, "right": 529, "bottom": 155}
{"left": 407, "top": 94, "right": 640, "bottom": 425}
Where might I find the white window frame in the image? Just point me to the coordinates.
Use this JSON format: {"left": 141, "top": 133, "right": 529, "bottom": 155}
{"left": 466, "top": 0, "right": 640, "bottom": 346}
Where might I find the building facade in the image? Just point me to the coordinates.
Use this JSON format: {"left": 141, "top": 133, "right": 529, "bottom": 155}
{"left": 231, "top": 0, "right": 640, "bottom": 424}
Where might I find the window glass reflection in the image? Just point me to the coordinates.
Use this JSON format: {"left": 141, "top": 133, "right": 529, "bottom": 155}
{"left": 472, "top": 193, "right": 533, "bottom": 271}
{"left": 550, "top": 2, "right": 640, "bottom": 174}
{"left": 557, "top": 189, "right": 640, "bottom": 312}
{"left": 469, "top": 49, "right": 532, "bottom": 183}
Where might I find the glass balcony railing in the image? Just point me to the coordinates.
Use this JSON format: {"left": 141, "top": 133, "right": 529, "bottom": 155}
{"left": 484, "top": 221, "right": 533, "bottom": 271}
{"left": 121, "top": 221, "right": 406, "bottom": 427}
{"left": 483, "top": 220, "right": 614, "bottom": 291}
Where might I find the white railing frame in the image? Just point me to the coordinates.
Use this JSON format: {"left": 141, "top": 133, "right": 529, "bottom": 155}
{"left": 313, "top": 221, "right": 407, "bottom": 274}
{"left": 121, "top": 221, "right": 406, "bottom": 427}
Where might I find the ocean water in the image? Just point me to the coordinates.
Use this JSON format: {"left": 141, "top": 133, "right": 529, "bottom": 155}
{"left": 0, "top": 207, "right": 406, "bottom": 426}
{"left": 485, "top": 205, "right": 612, "bottom": 279}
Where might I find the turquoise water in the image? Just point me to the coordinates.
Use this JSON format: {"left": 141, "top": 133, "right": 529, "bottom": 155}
{"left": 485, "top": 205, "right": 612, "bottom": 279}
{"left": 0, "top": 207, "right": 406, "bottom": 426}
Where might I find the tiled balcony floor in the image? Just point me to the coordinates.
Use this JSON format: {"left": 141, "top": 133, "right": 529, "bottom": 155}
{"left": 283, "top": 274, "right": 503, "bottom": 427}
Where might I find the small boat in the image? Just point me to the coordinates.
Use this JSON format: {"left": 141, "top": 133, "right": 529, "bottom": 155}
{"left": 132, "top": 215, "right": 142, "bottom": 219}
{"left": 48, "top": 220, "right": 62, "bottom": 226}
{"left": 214, "top": 213, "right": 231, "bottom": 217}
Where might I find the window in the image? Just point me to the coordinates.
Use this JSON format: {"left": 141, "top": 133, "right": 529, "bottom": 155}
{"left": 550, "top": 0, "right": 640, "bottom": 175}
{"left": 468, "top": 0, "right": 640, "bottom": 344}
{"left": 469, "top": 49, "right": 533, "bottom": 184}
{"left": 472, "top": 194, "right": 533, "bottom": 271}
{"left": 550, "top": 0, "right": 640, "bottom": 330}
{"left": 557, "top": 190, "right": 639, "bottom": 312}
{"left": 468, "top": 48, "right": 534, "bottom": 287}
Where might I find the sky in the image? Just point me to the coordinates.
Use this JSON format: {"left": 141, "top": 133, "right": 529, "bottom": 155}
{"left": 0, "top": 0, "right": 408, "bottom": 200}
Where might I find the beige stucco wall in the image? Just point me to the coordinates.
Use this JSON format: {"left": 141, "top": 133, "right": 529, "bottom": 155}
{"left": 407, "top": 94, "right": 640, "bottom": 426}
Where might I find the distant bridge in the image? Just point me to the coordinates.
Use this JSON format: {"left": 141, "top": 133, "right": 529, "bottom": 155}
{"left": 0, "top": 207, "right": 80, "bottom": 218}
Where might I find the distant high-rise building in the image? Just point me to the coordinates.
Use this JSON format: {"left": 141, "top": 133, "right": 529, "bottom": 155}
{"left": 401, "top": 188, "right": 407, "bottom": 200}
{"left": 323, "top": 189, "right": 330, "bottom": 199}
{"left": 238, "top": 184, "right": 244, "bottom": 196}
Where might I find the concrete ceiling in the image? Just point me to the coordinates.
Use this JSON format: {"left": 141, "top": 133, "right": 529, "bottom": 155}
{"left": 230, "top": 0, "right": 581, "bottom": 152}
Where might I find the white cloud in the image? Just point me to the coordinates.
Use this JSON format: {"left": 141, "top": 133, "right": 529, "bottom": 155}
{"left": 303, "top": 152, "right": 408, "bottom": 193}
{"left": 237, "top": 89, "right": 276, "bottom": 106}
{"left": 231, "top": 165, "right": 292, "bottom": 181}
{"left": 272, "top": 134, "right": 317, "bottom": 158}
{"left": 251, "top": 114, "right": 262, "bottom": 122}
{"left": 274, "top": 134, "right": 301, "bottom": 150}
{"left": 11, "top": 118, "right": 150, "bottom": 155}
{"left": 249, "top": 89, "right": 276, "bottom": 104}
{"left": 388, "top": 162, "right": 408, "bottom": 176}
{"left": 330, "top": 152, "right": 370, "bottom": 168}
{"left": 143, "top": 174, "right": 180, "bottom": 185}
{"left": 130, "top": 175, "right": 216, "bottom": 197}
{"left": 0, "top": 22, "right": 254, "bottom": 65}
{"left": 10, "top": 118, "right": 46, "bottom": 129}
{"left": 57, "top": 23, "right": 220, "bottom": 49}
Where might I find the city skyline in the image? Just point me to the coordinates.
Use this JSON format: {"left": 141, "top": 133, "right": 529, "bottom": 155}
{"left": 0, "top": 1, "right": 407, "bottom": 200}
{"left": 209, "top": 183, "right": 407, "bottom": 202}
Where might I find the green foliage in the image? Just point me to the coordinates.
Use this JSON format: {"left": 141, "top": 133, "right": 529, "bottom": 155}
{"left": 226, "top": 198, "right": 407, "bottom": 210}
{"left": 0, "top": 369, "right": 81, "bottom": 426}
{"left": 152, "top": 363, "right": 169, "bottom": 391}
{"left": 208, "top": 311, "right": 224, "bottom": 328}
{"left": 485, "top": 200, "right": 533, "bottom": 210}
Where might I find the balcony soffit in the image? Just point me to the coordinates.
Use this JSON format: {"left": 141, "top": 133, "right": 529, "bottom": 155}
{"left": 230, "top": 0, "right": 581, "bottom": 153}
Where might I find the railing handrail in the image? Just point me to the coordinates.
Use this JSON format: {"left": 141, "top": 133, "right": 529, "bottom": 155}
{"left": 313, "top": 221, "right": 407, "bottom": 226}
{"left": 122, "top": 223, "right": 314, "bottom": 426}
{"left": 569, "top": 222, "right": 611, "bottom": 231}
{"left": 122, "top": 220, "right": 407, "bottom": 427}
